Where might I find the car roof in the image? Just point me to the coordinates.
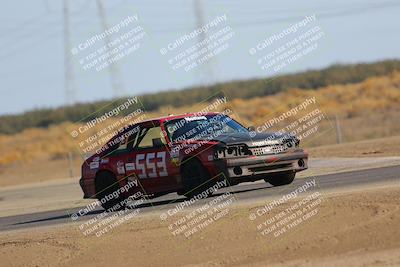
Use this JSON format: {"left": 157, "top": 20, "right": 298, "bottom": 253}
{"left": 140, "top": 112, "right": 221, "bottom": 124}
{"left": 115, "top": 112, "right": 222, "bottom": 137}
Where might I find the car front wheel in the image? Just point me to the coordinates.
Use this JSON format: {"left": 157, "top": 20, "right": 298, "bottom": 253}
{"left": 95, "top": 171, "right": 126, "bottom": 211}
{"left": 181, "top": 159, "right": 214, "bottom": 199}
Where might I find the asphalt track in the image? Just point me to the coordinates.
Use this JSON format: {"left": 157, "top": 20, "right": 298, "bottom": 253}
{"left": 0, "top": 165, "right": 399, "bottom": 232}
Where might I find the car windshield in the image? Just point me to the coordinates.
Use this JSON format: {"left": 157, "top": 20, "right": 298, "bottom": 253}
{"left": 164, "top": 114, "right": 248, "bottom": 143}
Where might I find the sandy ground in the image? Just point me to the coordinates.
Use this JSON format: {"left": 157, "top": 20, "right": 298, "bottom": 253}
{"left": 298, "top": 156, "right": 400, "bottom": 178}
{"left": 0, "top": 183, "right": 399, "bottom": 267}
{"left": 308, "top": 135, "right": 400, "bottom": 158}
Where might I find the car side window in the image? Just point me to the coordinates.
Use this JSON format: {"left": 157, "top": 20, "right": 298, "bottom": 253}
{"left": 114, "top": 136, "right": 128, "bottom": 151}
{"left": 137, "top": 126, "right": 166, "bottom": 149}
{"left": 124, "top": 126, "right": 140, "bottom": 150}
{"left": 105, "top": 126, "right": 140, "bottom": 155}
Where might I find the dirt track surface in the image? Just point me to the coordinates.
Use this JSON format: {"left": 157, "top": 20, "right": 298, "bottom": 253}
{"left": 0, "top": 158, "right": 399, "bottom": 267}
{"left": 0, "top": 180, "right": 399, "bottom": 267}
{"left": 1, "top": 157, "right": 399, "bottom": 219}
{"left": 0, "top": 163, "right": 398, "bottom": 232}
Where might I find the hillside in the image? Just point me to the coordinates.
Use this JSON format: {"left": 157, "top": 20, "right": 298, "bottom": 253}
{"left": 0, "top": 70, "right": 399, "bottom": 169}
{"left": 1, "top": 60, "right": 400, "bottom": 134}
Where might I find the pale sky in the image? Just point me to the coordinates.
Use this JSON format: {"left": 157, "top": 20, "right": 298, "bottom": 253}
{"left": 0, "top": 0, "right": 399, "bottom": 115}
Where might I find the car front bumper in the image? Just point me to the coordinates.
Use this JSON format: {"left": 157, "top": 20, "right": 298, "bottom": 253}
{"left": 224, "top": 149, "right": 308, "bottom": 181}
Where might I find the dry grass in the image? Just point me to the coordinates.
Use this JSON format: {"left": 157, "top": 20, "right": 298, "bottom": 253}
{"left": 0, "top": 71, "right": 399, "bottom": 184}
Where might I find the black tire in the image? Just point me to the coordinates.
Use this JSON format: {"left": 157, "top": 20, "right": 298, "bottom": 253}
{"left": 265, "top": 171, "right": 296, "bottom": 186}
{"left": 181, "top": 159, "right": 214, "bottom": 199}
{"left": 95, "top": 171, "right": 126, "bottom": 211}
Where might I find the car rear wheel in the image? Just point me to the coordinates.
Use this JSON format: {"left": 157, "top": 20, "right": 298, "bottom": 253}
{"left": 95, "top": 171, "right": 126, "bottom": 211}
{"left": 265, "top": 171, "right": 296, "bottom": 186}
{"left": 181, "top": 159, "right": 214, "bottom": 199}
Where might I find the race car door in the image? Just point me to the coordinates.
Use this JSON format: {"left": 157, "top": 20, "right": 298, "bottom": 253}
{"left": 124, "top": 123, "right": 179, "bottom": 194}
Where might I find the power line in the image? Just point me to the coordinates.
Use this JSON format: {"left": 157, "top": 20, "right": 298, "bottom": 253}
{"left": 64, "top": 0, "right": 76, "bottom": 105}
{"left": 1, "top": 1, "right": 399, "bottom": 72}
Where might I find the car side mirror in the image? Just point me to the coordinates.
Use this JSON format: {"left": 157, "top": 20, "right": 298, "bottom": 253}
{"left": 152, "top": 138, "right": 164, "bottom": 147}
{"left": 247, "top": 126, "right": 255, "bottom": 131}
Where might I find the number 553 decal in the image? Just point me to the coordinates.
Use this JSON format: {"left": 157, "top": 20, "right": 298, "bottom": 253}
{"left": 125, "top": 152, "right": 168, "bottom": 179}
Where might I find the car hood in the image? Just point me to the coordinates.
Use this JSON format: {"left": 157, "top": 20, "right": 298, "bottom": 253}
{"left": 209, "top": 132, "right": 296, "bottom": 147}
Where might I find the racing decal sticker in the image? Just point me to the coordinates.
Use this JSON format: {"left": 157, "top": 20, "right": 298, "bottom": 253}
{"left": 156, "top": 151, "right": 168, "bottom": 177}
{"left": 125, "top": 162, "right": 135, "bottom": 171}
{"left": 146, "top": 152, "right": 157, "bottom": 178}
{"left": 170, "top": 148, "right": 179, "bottom": 158}
{"left": 117, "top": 160, "right": 126, "bottom": 174}
{"left": 136, "top": 154, "right": 146, "bottom": 178}
{"left": 90, "top": 161, "right": 99, "bottom": 169}
{"left": 170, "top": 147, "right": 180, "bottom": 164}
{"left": 100, "top": 158, "right": 109, "bottom": 164}
{"left": 185, "top": 116, "right": 207, "bottom": 121}
{"left": 128, "top": 152, "right": 169, "bottom": 178}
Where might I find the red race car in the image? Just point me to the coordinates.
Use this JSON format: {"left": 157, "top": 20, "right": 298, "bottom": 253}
{"left": 79, "top": 112, "right": 308, "bottom": 210}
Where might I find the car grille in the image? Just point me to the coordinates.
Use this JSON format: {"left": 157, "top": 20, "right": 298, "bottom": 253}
{"left": 249, "top": 163, "right": 292, "bottom": 172}
{"left": 250, "top": 144, "right": 287, "bottom": 155}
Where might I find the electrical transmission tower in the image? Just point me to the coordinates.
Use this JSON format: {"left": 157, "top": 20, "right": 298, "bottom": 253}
{"left": 194, "top": 0, "right": 215, "bottom": 85}
{"left": 96, "top": 0, "right": 125, "bottom": 97}
{"left": 63, "top": 0, "right": 76, "bottom": 105}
